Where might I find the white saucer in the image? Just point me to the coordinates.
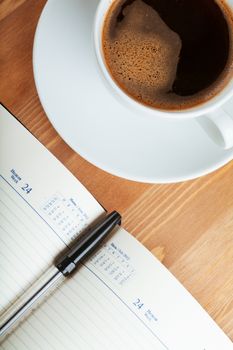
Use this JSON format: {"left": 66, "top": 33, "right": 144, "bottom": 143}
{"left": 33, "top": 0, "right": 233, "bottom": 183}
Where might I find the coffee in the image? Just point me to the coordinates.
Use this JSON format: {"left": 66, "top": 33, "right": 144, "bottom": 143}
{"left": 102, "top": 0, "right": 233, "bottom": 110}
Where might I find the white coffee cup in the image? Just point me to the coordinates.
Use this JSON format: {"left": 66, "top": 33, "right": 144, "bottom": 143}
{"left": 94, "top": 0, "right": 233, "bottom": 149}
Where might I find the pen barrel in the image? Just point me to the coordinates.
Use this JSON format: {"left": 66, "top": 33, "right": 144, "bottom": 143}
{"left": 0, "top": 268, "right": 64, "bottom": 338}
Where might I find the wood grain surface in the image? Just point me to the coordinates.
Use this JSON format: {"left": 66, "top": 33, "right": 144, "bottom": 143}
{"left": 1, "top": 0, "right": 233, "bottom": 341}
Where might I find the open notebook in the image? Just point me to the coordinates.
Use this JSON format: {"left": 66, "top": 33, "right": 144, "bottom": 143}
{"left": 0, "top": 104, "right": 232, "bottom": 349}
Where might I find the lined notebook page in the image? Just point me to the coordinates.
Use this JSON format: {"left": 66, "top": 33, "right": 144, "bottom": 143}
{"left": 0, "top": 106, "right": 104, "bottom": 315}
{"left": 1, "top": 105, "right": 232, "bottom": 349}
{"left": 2, "top": 229, "right": 233, "bottom": 350}
{"left": 0, "top": 175, "right": 64, "bottom": 314}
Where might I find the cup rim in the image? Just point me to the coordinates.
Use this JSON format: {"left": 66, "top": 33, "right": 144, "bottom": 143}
{"left": 94, "top": 0, "right": 233, "bottom": 120}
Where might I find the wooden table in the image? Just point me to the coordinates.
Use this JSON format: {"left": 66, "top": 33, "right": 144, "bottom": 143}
{"left": 1, "top": 0, "right": 233, "bottom": 341}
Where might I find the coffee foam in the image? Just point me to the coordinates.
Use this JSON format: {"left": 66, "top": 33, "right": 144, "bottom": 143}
{"left": 103, "top": 0, "right": 182, "bottom": 106}
{"left": 102, "top": 0, "right": 233, "bottom": 110}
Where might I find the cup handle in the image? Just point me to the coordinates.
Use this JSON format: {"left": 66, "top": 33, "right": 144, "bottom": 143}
{"left": 197, "top": 108, "right": 233, "bottom": 149}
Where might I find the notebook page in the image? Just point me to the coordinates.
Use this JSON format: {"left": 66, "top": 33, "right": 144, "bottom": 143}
{"left": 2, "top": 228, "right": 232, "bottom": 350}
{"left": 0, "top": 105, "right": 104, "bottom": 314}
{"left": 1, "top": 105, "right": 232, "bottom": 348}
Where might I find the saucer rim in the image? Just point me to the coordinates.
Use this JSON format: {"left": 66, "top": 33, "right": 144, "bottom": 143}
{"left": 32, "top": 0, "right": 233, "bottom": 184}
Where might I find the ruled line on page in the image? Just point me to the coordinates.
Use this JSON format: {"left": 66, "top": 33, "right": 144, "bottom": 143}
{"left": 0, "top": 179, "right": 66, "bottom": 250}
{"left": 3, "top": 264, "right": 169, "bottom": 350}
{"left": 0, "top": 171, "right": 169, "bottom": 349}
{"left": 81, "top": 265, "right": 169, "bottom": 349}
{"left": 0, "top": 175, "right": 68, "bottom": 246}
{"left": 0, "top": 176, "right": 65, "bottom": 314}
{"left": 0, "top": 194, "right": 62, "bottom": 257}
{"left": 64, "top": 274, "right": 153, "bottom": 348}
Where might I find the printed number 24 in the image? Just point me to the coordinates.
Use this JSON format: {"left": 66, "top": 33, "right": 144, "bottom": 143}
{"left": 21, "top": 183, "right": 32, "bottom": 194}
{"left": 133, "top": 298, "right": 144, "bottom": 310}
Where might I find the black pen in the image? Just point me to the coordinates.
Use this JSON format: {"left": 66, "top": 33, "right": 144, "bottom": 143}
{"left": 0, "top": 211, "right": 121, "bottom": 337}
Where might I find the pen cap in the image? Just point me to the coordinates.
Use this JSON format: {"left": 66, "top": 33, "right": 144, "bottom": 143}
{"left": 56, "top": 211, "right": 121, "bottom": 276}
